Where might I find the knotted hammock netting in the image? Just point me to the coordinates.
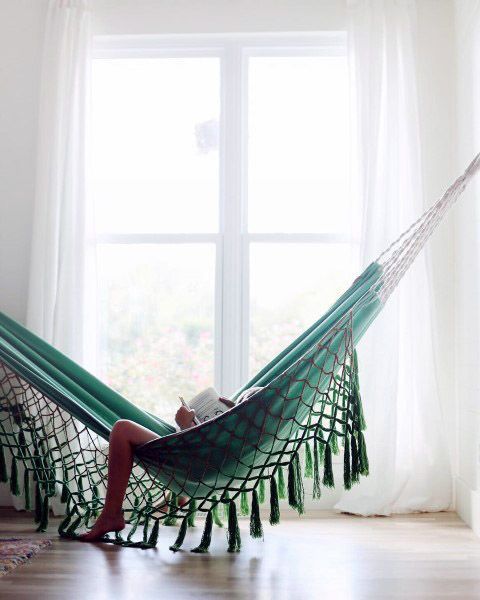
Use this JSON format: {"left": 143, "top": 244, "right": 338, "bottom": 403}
{"left": 0, "top": 153, "right": 479, "bottom": 552}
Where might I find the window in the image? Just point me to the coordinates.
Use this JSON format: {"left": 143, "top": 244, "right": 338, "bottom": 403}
{"left": 90, "top": 34, "right": 355, "bottom": 421}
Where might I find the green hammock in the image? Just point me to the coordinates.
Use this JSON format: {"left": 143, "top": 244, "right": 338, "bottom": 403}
{"left": 0, "top": 154, "right": 478, "bottom": 552}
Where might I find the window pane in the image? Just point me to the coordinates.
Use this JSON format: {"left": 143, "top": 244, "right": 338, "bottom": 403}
{"left": 97, "top": 244, "right": 215, "bottom": 420}
{"left": 248, "top": 56, "right": 350, "bottom": 233}
{"left": 249, "top": 243, "right": 356, "bottom": 377}
{"left": 92, "top": 58, "right": 220, "bottom": 234}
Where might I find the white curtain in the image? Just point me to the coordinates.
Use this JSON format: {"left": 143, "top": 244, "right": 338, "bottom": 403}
{"left": 27, "top": 0, "right": 92, "bottom": 361}
{"left": 336, "top": 0, "right": 452, "bottom": 515}
{"left": 8, "top": 0, "right": 92, "bottom": 512}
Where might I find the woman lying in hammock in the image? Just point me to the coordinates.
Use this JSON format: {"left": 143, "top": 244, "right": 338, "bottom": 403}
{"left": 79, "top": 387, "right": 261, "bottom": 542}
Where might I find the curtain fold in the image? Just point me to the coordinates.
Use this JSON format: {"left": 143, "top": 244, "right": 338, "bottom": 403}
{"left": 335, "top": 0, "right": 452, "bottom": 515}
{"left": 27, "top": 0, "right": 91, "bottom": 360}
{"left": 7, "top": 0, "right": 93, "bottom": 512}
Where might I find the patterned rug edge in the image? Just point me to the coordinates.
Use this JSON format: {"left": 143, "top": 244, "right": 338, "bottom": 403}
{"left": 0, "top": 537, "right": 53, "bottom": 577}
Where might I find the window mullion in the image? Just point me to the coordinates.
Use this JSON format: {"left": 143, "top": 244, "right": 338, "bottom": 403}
{"left": 219, "top": 42, "right": 245, "bottom": 396}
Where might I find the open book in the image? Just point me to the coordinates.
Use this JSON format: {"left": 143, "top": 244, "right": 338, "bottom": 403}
{"left": 183, "top": 387, "right": 235, "bottom": 424}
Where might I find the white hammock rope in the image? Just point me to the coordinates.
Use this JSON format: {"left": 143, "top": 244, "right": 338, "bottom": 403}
{"left": 376, "top": 153, "right": 480, "bottom": 303}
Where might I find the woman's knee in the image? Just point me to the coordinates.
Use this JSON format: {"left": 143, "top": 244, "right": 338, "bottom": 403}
{"left": 110, "top": 419, "right": 135, "bottom": 439}
{"left": 110, "top": 420, "right": 157, "bottom": 446}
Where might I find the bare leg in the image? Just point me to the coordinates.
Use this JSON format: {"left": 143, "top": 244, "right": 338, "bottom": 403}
{"left": 79, "top": 419, "right": 158, "bottom": 542}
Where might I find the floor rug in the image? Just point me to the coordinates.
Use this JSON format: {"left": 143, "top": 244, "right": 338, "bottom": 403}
{"left": 0, "top": 537, "right": 52, "bottom": 577}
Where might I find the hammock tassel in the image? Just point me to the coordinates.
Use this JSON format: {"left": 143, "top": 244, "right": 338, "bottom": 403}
{"left": 114, "top": 530, "right": 125, "bottom": 545}
{"left": 91, "top": 484, "right": 101, "bottom": 518}
{"left": 343, "top": 435, "right": 352, "bottom": 490}
{"left": 352, "top": 350, "right": 367, "bottom": 431}
{"left": 258, "top": 478, "right": 266, "bottom": 504}
{"left": 126, "top": 517, "right": 140, "bottom": 542}
{"left": 142, "top": 514, "right": 151, "bottom": 544}
{"left": 288, "top": 453, "right": 305, "bottom": 514}
{"left": 18, "top": 430, "right": 27, "bottom": 458}
{"left": 10, "top": 456, "right": 20, "bottom": 496}
{"left": 240, "top": 490, "right": 250, "bottom": 516}
{"left": 312, "top": 437, "right": 322, "bottom": 499}
{"left": 37, "top": 494, "right": 49, "bottom": 532}
{"left": 191, "top": 510, "right": 213, "bottom": 553}
{"left": 147, "top": 519, "right": 160, "bottom": 547}
{"left": 304, "top": 442, "right": 313, "bottom": 478}
{"left": 32, "top": 446, "right": 40, "bottom": 481}
{"left": 83, "top": 507, "right": 92, "bottom": 529}
{"left": 34, "top": 482, "right": 42, "bottom": 523}
{"left": 277, "top": 466, "right": 286, "bottom": 500}
{"left": 163, "top": 493, "right": 178, "bottom": 526}
{"left": 318, "top": 437, "right": 326, "bottom": 459}
{"left": 222, "top": 490, "right": 230, "bottom": 520}
{"left": 66, "top": 515, "right": 83, "bottom": 537}
{"left": 331, "top": 433, "right": 339, "bottom": 455}
{"left": 77, "top": 475, "right": 86, "bottom": 506}
{"left": 322, "top": 444, "right": 334, "bottom": 488}
{"left": 0, "top": 444, "right": 7, "bottom": 483}
{"left": 170, "top": 516, "right": 188, "bottom": 552}
{"left": 60, "top": 468, "right": 69, "bottom": 504}
{"left": 24, "top": 469, "right": 31, "bottom": 510}
{"left": 351, "top": 434, "right": 360, "bottom": 483}
{"left": 249, "top": 489, "right": 263, "bottom": 539}
{"left": 269, "top": 475, "right": 280, "bottom": 525}
{"left": 187, "top": 499, "right": 197, "bottom": 527}
{"left": 58, "top": 514, "right": 72, "bottom": 536}
{"left": 358, "top": 431, "right": 369, "bottom": 476}
{"left": 227, "top": 500, "right": 241, "bottom": 553}
{"left": 211, "top": 496, "right": 223, "bottom": 527}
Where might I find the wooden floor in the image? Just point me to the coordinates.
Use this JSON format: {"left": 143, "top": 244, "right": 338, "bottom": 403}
{"left": 0, "top": 509, "right": 480, "bottom": 599}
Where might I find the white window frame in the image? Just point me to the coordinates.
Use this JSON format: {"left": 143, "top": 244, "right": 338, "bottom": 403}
{"left": 92, "top": 32, "right": 348, "bottom": 397}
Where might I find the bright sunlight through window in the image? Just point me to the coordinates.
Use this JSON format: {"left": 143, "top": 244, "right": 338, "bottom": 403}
{"left": 90, "top": 35, "right": 355, "bottom": 421}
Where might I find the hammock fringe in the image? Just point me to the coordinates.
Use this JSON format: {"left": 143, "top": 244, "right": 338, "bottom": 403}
{"left": 163, "top": 493, "right": 178, "bottom": 526}
{"left": 240, "top": 490, "right": 249, "bottom": 516}
{"left": 258, "top": 478, "right": 266, "bottom": 504}
{"left": 211, "top": 495, "right": 223, "bottom": 527}
{"left": 304, "top": 442, "right": 313, "bottom": 478}
{"left": 187, "top": 499, "right": 197, "bottom": 527}
{"left": 0, "top": 271, "right": 372, "bottom": 551}
{"left": 0, "top": 343, "right": 368, "bottom": 550}
{"left": 322, "top": 444, "right": 334, "bottom": 488}
{"left": 269, "top": 474, "right": 280, "bottom": 525}
{"left": 191, "top": 510, "right": 213, "bottom": 554}
{"left": 227, "top": 500, "right": 241, "bottom": 553}
{"left": 24, "top": 469, "right": 31, "bottom": 510}
{"left": 170, "top": 516, "right": 188, "bottom": 552}
{"left": 0, "top": 444, "right": 7, "bottom": 483}
{"left": 249, "top": 489, "right": 263, "bottom": 539}
{"left": 277, "top": 467, "right": 287, "bottom": 500}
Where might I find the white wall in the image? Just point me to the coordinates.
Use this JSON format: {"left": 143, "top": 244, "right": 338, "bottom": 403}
{"left": 0, "top": 0, "right": 460, "bottom": 511}
{"left": 0, "top": 0, "right": 48, "bottom": 504}
{"left": 0, "top": 0, "right": 48, "bottom": 323}
{"left": 453, "top": 0, "right": 480, "bottom": 535}
{"left": 93, "top": 0, "right": 346, "bottom": 35}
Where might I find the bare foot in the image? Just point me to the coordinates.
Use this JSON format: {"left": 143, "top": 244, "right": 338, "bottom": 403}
{"left": 79, "top": 512, "right": 125, "bottom": 542}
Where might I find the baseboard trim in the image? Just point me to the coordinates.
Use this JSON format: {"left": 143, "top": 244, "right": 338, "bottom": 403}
{"left": 455, "top": 476, "right": 480, "bottom": 537}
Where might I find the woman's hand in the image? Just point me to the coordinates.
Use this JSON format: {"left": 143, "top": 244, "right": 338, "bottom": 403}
{"left": 175, "top": 406, "right": 196, "bottom": 430}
